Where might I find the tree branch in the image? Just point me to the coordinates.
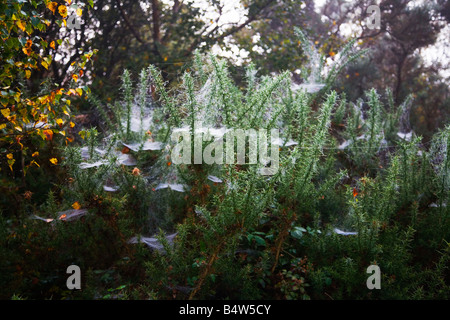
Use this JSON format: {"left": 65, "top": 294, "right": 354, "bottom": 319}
{"left": 116, "top": 0, "right": 145, "bottom": 44}
{"left": 183, "top": 0, "right": 276, "bottom": 57}
{"left": 151, "top": 0, "right": 161, "bottom": 44}
{"left": 161, "top": 0, "right": 182, "bottom": 45}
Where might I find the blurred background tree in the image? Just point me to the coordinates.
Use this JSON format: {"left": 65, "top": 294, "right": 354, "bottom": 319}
{"left": 330, "top": 0, "right": 449, "bottom": 139}
{"left": 27, "top": 0, "right": 449, "bottom": 138}
{"left": 231, "top": 0, "right": 449, "bottom": 139}
{"left": 37, "top": 0, "right": 279, "bottom": 100}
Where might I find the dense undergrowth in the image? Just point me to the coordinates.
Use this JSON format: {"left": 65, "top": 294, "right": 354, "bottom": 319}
{"left": 1, "top": 30, "right": 449, "bottom": 300}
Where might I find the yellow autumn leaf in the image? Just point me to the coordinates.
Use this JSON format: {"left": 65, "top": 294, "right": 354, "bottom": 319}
{"left": 25, "top": 70, "right": 31, "bottom": 79}
{"left": 75, "top": 88, "right": 83, "bottom": 96}
{"left": 32, "top": 151, "right": 39, "bottom": 157}
{"left": 56, "top": 118, "right": 64, "bottom": 126}
{"left": 49, "top": 158, "right": 58, "bottom": 165}
{"left": 0, "top": 124, "right": 6, "bottom": 130}
{"left": 8, "top": 158, "right": 15, "bottom": 171}
{"left": 72, "top": 74, "right": 78, "bottom": 82}
{"left": 30, "top": 160, "right": 40, "bottom": 168}
{"left": 58, "top": 5, "right": 68, "bottom": 18}
{"left": 16, "top": 20, "right": 26, "bottom": 32}
{"left": 41, "top": 61, "right": 49, "bottom": 70}
{"left": 1, "top": 108, "right": 10, "bottom": 118}
{"left": 47, "top": 2, "right": 58, "bottom": 14}
{"left": 76, "top": 8, "right": 82, "bottom": 16}
{"left": 72, "top": 202, "right": 81, "bottom": 210}
{"left": 69, "top": 121, "right": 75, "bottom": 128}
{"left": 7, "top": 153, "right": 13, "bottom": 160}
{"left": 14, "top": 92, "right": 21, "bottom": 103}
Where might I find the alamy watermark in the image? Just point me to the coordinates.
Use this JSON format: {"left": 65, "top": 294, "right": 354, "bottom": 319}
{"left": 170, "top": 122, "right": 279, "bottom": 176}
{"left": 64, "top": 264, "right": 381, "bottom": 291}
{"left": 65, "top": 3, "right": 381, "bottom": 30}
{"left": 366, "top": 5, "right": 381, "bottom": 30}
{"left": 66, "top": 3, "right": 82, "bottom": 30}
{"left": 366, "top": 264, "right": 381, "bottom": 289}
{"left": 66, "top": 264, "right": 81, "bottom": 290}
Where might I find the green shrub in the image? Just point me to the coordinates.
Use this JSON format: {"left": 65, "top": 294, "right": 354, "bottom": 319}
{"left": 1, "top": 31, "right": 449, "bottom": 300}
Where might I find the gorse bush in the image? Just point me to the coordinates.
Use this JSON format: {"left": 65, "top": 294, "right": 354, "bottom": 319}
{"left": 1, "top": 30, "right": 449, "bottom": 300}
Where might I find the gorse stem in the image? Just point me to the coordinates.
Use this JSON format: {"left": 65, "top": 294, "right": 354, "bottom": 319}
{"left": 121, "top": 70, "right": 133, "bottom": 141}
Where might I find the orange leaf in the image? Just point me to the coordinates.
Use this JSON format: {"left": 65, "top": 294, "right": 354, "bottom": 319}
{"left": 353, "top": 188, "right": 358, "bottom": 198}
{"left": 59, "top": 214, "right": 67, "bottom": 220}
{"left": 22, "top": 47, "right": 32, "bottom": 56}
{"left": 72, "top": 202, "right": 81, "bottom": 210}
{"left": 43, "top": 129, "right": 53, "bottom": 141}
{"left": 49, "top": 158, "right": 58, "bottom": 165}
{"left": 47, "top": 2, "right": 58, "bottom": 14}
{"left": 58, "top": 5, "right": 68, "bottom": 18}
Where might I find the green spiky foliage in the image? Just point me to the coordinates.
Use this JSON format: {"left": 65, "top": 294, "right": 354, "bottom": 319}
{"left": 1, "top": 31, "right": 449, "bottom": 300}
